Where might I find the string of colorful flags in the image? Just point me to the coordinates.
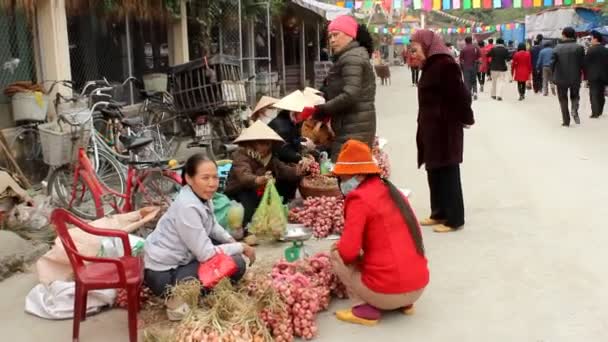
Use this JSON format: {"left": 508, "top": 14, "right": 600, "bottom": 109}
{"left": 371, "top": 22, "right": 521, "bottom": 35}
{"left": 335, "top": 0, "right": 605, "bottom": 11}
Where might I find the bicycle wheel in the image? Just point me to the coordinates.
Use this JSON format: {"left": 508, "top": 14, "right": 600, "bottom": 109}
{"left": 9, "top": 127, "right": 49, "bottom": 186}
{"left": 48, "top": 149, "right": 126, "bottom": 219}
{"left": 131, "top": 171, "right": 182, "bottom": 211}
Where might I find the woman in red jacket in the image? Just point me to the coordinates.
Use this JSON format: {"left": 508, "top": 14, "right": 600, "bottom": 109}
{"left": 331, "top": 139, "right": 429, "bottom": 326}
{"left": 511, "top": 43, "right": 533, "bottom": 101}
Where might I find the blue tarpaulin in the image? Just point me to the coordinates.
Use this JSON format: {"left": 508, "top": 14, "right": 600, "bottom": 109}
{"left": 501, "top": 25, "right": 526, "bottom": 46}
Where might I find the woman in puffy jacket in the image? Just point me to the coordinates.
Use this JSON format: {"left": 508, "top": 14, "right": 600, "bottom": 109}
{"left": 300, "top": 15, "right": 377, "bottom": 162}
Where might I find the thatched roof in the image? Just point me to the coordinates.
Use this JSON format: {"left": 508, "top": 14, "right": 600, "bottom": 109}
{"left": 0, "top": 0, "right": 180, "bottom": 19}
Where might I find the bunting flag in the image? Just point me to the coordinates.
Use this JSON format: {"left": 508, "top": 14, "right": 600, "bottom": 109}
{"left": 336, "top": 1, "right": 345, "bottom": 7}
{"left": 348, "top": 0, "right": 603, "bottom": 11}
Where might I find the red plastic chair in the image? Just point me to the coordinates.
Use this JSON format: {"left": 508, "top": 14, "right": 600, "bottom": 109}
{"left": 50, "top": 208, "right": 143, "bottom": 342}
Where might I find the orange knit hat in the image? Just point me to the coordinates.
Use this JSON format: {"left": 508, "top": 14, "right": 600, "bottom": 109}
{"left": 332, "top": 140, "right": 382, "bottom": 176}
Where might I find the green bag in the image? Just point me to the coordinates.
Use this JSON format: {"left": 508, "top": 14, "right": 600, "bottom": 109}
{"left": 212, "top": 193, "right": 232, "bottom": 228}
{"left": 249, "top": 179, "right": 287, "bottom": 239}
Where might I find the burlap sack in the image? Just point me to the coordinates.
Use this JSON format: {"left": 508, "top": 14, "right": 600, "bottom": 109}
{"left": 36, "top": 207, "right": 159, "bottom": 285}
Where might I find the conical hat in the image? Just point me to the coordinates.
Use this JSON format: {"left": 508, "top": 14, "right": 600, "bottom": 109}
{"left": 252, "top": 96, "right": 279, "bottom": 116}
{"left": 234, "top": 120, "right": 284, "bottom": 144}
{"left": 273, "top": 90, "right": 309, "bottom": 112}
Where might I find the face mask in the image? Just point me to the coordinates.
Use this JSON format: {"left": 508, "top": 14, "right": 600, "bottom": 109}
{"left": 340, "top": 177, "right": 361, "bottom": 196}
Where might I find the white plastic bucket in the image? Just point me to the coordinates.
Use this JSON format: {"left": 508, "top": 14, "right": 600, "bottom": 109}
{"left": 11, "top": 92, "right": 49, "bottom": 122}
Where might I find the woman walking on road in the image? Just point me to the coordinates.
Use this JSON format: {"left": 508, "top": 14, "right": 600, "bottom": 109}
{"left": 477, "top": 40, "right": 489, "bottom": 93}
{"left": 511, "top": 43, "right": 533, "bottom": 101}
{"left": 409, "top": 30, "right": 475, "bottom": 233}
{"left": 300, "top": 15, "right": 376, "bottom": 162}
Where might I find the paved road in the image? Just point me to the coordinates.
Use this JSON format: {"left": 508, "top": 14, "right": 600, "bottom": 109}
{"left": 3, "top": 66, "right": 608, "bottom": 341}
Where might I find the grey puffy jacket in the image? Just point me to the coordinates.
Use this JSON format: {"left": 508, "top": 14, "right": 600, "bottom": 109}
{"left": 318, "top": 41, "right": 376, "bottom": 161}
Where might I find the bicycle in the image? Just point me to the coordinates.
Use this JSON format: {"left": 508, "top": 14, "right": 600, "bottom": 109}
{"left": 47, "top": 102, "right": 182, "bottom": 220}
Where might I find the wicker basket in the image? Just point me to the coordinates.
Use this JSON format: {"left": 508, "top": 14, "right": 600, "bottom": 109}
{"left": 299, "top": 177, "right": 341, "bottom": 199}
{"left": 38, "top": 121, "right": 91, "bottom": 166}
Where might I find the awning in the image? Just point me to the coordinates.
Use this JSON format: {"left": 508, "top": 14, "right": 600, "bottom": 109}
{"left": 291, "top": 0, "right": 352, "bottom": 21}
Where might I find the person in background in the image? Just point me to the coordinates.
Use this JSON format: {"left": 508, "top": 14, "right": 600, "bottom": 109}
{"left": 405, "top": 44, "right": 420, "bottom": 86}
{"left": 300, "top": 15, "right": 376, "bottom": 162}
{"left": 460, "top": 36, "right": 480, "bottom": 100}
{"left": 224, "top": 121, "right": 310, "bottom": 227}
{"left": 446, "top": 42, "right": 459, "bottom": 60}
{"left": 552, "top": 27, "right": 585, "bottom": 126}
{"left": 511, "top": 43, "right": 533, "bottom": 101}
{"left": 410, "top": 29, "right": 475, "bottom": 233}
{"left": 537, "top": 41, "right": 556, "bottom": 96}
{"left": 144, "top": 154, "right": 254, "bottom": 319}
{"left": 488, "top": 38, "right": 510, "bottom": 101}
{"left": 530, "top": 35, "right": 544, "bottom": 94}
{"left": 477, "top": 41, "right": 489, "bottom": 93}
{"left": 485, "top": 38, "right": 495, "bottom": 81}
{"left": 267, "top": 110, "right": 315, "bottom": 164}
{"left": 331, "top": 140, "right": 428, "bottom": 326}
{"left": 584, "top": 30, "right": 608, "bottom": 118}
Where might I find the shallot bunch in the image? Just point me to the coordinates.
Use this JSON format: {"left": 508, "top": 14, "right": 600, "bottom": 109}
{"left": 260, "top": 307, "right": 293, "bottom": 342}
{"left": 289, "top": 196, "right": 345, "bottom": 238}
{"left": 303, "top": 253, "right": 348, "bottom": 301}
{"left": 305, "top": 160, "right": 321, "bottom": 177}
{"left": 373, "top": 137, "right": 391, "bottom": 179}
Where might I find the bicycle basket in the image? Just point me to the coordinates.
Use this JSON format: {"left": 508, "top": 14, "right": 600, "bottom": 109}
{"left": 38, "top": 121, "right": 91, "bottom": 166}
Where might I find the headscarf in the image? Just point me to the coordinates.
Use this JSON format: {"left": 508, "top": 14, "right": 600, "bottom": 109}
{"left": 411, "top": 29, "right": 452, "bottom": 58}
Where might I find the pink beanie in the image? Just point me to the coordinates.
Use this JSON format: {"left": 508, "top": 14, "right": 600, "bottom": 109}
{"left": 328, "top": 15, "right": 358, "bottom": 39}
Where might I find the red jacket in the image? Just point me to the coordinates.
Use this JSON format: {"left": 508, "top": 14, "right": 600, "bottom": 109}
{"left": 511, "top": 50, "right": 532, "bottom": 82}
{"left": 478, "top": 48, "right": 490, "bottom": 73}
{"left": 337, "top": 177, "right": 429, "bottom": 294}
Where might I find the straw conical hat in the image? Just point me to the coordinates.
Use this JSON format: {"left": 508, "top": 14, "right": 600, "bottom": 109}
{"left": 273, "top": 90, "right": 309, "bottom": 112}
{"left": 234, "top": 120, "right": 284, "bottom": 144}
{"left": 252, "top": 96, "right": 279, "bottom": 116}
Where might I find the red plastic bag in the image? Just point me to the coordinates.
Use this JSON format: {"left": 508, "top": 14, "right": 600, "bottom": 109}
{"left": 197, "top": 252, "right": 237, "bottom": 288}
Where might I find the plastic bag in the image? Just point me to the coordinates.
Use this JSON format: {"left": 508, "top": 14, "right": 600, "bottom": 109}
{"left": 249, "top": 179, "right": 287, "bottom": 239}
{"left": 213, "top": 193, "right": 244, "bottom": 239}
{"left": 98, "top": 234, "right": 145, "bottom": 257}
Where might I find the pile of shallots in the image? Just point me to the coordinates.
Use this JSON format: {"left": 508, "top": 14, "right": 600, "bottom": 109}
{"left": 289, "top": 196, "right": 345, "bottom": 238}
{"left": 251, "top": 252, "right": 348, "bottom": 341}
{"left": 373, "top": 137, "right": 391, "bottom": 179}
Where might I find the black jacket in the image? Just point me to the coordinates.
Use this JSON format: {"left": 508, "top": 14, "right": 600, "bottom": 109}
{"left": 584, "top": 44, "right": 608, "bottom": 83}
{"left": 267, "top": 111, "right": 302, "bottom": 164}
{"left": 488, "top": 45, "right": 510, "bottom": 71}
{"left": 552, "top": 39, "right": 585, "bottom": 86}
{"left": 417, "top": 54, "right": 475, "bottom": 170}
{"left": 316, "top": 41, "right": 376, "bottom": 161}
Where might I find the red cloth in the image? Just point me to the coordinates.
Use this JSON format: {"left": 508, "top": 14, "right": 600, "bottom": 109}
{"left": 337, "top": 177, "right": 429, "bottom": 294}
{"left": 511, "top": 51, "right": 532, "bottom": 82}
{"left": 484, "top": 44, "right": 494, "bottom": 66}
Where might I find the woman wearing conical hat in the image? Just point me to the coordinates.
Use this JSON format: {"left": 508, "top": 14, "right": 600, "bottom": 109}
{"left": 224, "top": 121, "right": 313, "bottom": 228}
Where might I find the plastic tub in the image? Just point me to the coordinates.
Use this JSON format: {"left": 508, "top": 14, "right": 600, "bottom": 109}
{"left": 11, "top": 92, "right": 49, "bottom": 122}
